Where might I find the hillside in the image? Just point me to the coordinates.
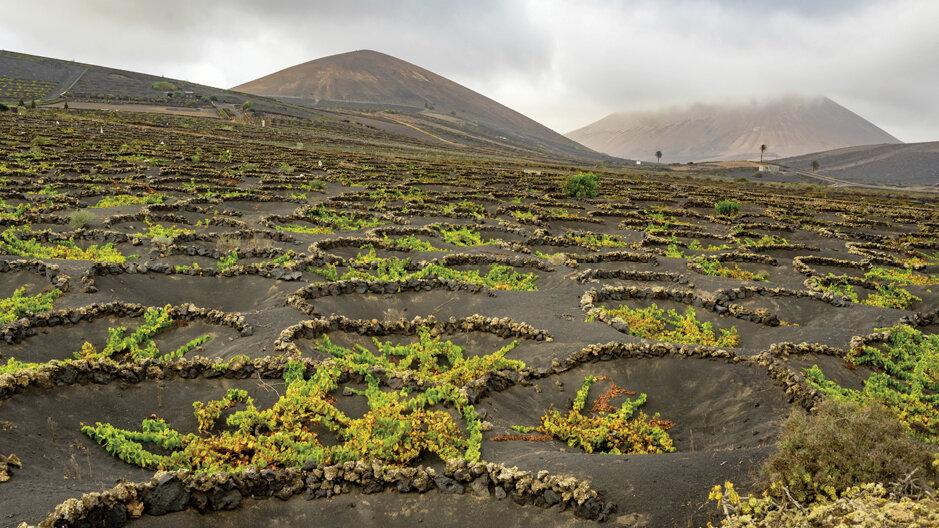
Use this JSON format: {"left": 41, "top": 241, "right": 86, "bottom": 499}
{"left": 778, "top": 141, "right": 939, "bottom": 187}
{"left": 566, "top": 96, "right": 901, "bottom": 163}
{"left": 0, "top": 49, "right": 302, "bottom": 116}
{"left": 233, "top": 50, "right": 601, "bottom": 160}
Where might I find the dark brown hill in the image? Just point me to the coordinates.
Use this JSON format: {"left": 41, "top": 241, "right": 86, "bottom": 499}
{"left": 566, "top": 96, "right": 901, "bottom": 163}
{"left": 232, "top": 50, "right": 601, "bottom": 159}
{"left": 778, "top": 141, "right": 939, "bottom": 187}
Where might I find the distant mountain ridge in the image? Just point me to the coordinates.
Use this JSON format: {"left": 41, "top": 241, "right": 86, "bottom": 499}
{"left": 566, "top": 96, "right": 901, "bottom": 163}
{"left": 233, "top": 50, "right": 600, "bottom": 159}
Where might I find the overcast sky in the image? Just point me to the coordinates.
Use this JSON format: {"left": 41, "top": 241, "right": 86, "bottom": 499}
{"left": 1, "top": 0, "right": 936, "bottom": 142}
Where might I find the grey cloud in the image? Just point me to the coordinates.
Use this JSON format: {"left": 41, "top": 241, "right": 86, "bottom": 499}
{"left": 0, "top": 0, "right": 935, "bottom": 142}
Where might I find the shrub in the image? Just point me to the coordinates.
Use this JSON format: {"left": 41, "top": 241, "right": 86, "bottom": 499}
{"left": 562, "top": 172, "right": 599, "bottom": 198}
{"left": 69, "top": 209, "right": 94, "bottom": 229}
{"left": 715, "top": 199, "right": 741, "bottom": 217}
{"left": 506, "top": 375, "right": 675, "bottom": 455}
{"left": 242, "top": 100, "right": 253, "bottom": 111}
{"left": 0, "top": 103, "right": 8, "bottom": 112}
{"left": 152, "top": 81, "right": 177, "bottom": 91}
{"left": 765, "top": 399, "right": 936, "bottom": 504}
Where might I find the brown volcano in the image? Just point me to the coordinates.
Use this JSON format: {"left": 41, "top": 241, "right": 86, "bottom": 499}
{"left": 232, "top": 50, "right": 600, "bottom": 159}
{"left": 566, "top": 96, "right": 901, "bottom": 163}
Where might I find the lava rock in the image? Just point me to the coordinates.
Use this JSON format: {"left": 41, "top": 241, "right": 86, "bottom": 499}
{"left": 144, "top": 474, "right": 190, "bottom": 515}
{"left": 433, "top": 475, "right": 464, "bottom": 495}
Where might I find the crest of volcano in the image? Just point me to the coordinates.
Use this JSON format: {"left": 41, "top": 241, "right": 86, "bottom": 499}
{"left": 566, "top": 96, "right": 901, "bottom": 163}
{"left": 233, "top": 49, "right": 597, "bottom": 158}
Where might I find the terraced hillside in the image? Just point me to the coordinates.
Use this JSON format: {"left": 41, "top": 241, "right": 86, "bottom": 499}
{"left": 0, "top": 107, "right": 937, "bottom": 528}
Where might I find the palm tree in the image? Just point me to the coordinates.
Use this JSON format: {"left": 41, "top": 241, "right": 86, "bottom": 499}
{"left": 760, "top": 144, "right": 767, "bottom": 163}
{"left": 655, "top": 150, "right": 662, "bottom": 164}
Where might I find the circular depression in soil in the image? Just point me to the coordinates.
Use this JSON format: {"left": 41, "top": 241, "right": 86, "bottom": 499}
{"left": 0, "top": 315, "right": 243, "bottom": 364}
{"left": 0, "top": 378, "right": 286, "bottom": 527}
{"left": 85, "top": 274, "right": 296, "bottom": 312}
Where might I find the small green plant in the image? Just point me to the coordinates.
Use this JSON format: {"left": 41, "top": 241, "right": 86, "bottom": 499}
{"left": 591, "top": 303, "right": 740, "bottom": 347}
{"left": 381, "top": 234, "right": 446, "bottom": 252}
{"left": 1, "top": 227, "right": 126, "bottom": 263}
{"left": 68, "top": 209, "right": 94, "bottom": 229}
{"left": 339, "top": 254, "right": 538, "bottom": 292}
{"left": 562, "top": 172, "right": 600, "bottom": 198}
{"left": 0, "top": 287, "right": 61, "bottom": 325}
{"left": 715, "top": 200, "right": 741, "bottom": 217}
{"left": 173, "top": 262, "right": 202, "bottom": 273}
{"left": 303, "top": 179, "right": 326, "bottom": 191}
{"left": 134, "top": 219, "right": 194, "bottom": 242}
{"left": 566, "top": 233, "right": 631, "bottom": 249}
{"left": 308, "top": 206, "right": 386, "bottom": 231}
{"left": 863, "top": 266, "right": 939, "bottom": 286}
{"left": 510, "top": 209, "right": 539, "bottom": 222}
{"left": 308, "top": 263, "right": 339, "bottom": 281}
{"left": 741, "top": 235, "right": 789, "bottom": 247}
{"left": 434, "top": 225, "right": 494, "bottom": 247}
{"left": 506, "top": 375, "right": 674, "bottom": 455}
{"left": 811, "top": 276, "right": 920, "bottom": 310}
{"left": 215, "top": 249, "right": 238, "bottom": 271}
{"left": 273, "top": 223, "right": 334, "bottom": 235}
{"left": 695, "top": 258, "right": 769, "bottom": 282}
{"left": 73, "top": 306, "right": 210, "bottom": 363}
{"left": 92, "top": 194, "right": 164, "bottom": 208}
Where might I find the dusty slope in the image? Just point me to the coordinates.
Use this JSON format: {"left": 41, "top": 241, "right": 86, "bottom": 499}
{"left": 777, "top": 141, "right": 939, "bottom": 187}
{"left": 233, "top": 50, "right": 600, "bottom": 159}
{"left": 566, "top": 96, "right": 901, "bottom": 163}
{"left": 0, "top": 50, "right": 303, "bottom": 117}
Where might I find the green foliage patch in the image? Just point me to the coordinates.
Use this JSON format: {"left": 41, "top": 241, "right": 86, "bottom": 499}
{"left": 81, "top": 329, "right": 524, "bottom": 472}
{"left": 562, "top": 172, "right": 600, "bottom": 198}
{"left": 1, "top": 226, "right": 126, "bottom": 263}
{"left": 509, "top": 375, "right": 675, "bottom": 455}
{"left": 805, "top": 325, "right": 939, "bottom": 443}
{"left": 590, "top": 303, "right": 740, "bottom": 347}
{"left": 0, "top": 286, "right": 61, "bottom": 325}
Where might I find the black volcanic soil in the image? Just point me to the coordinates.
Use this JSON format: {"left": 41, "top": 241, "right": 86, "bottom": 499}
{"left": 0, "top": 109, "right": 936, "bottom": 528}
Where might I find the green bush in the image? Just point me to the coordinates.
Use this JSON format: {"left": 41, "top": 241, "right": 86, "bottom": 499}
{"left": 0, "top": 103, "right": 8, "bottom": 112}
{"left": 152, "top": 81, "right": 177, "bottom": 91}
{"left": 714, "top": 199, "right": 741, "bottom": 217}
{"left": 242, "top": 100, "right": 253, "bottom": 111}
{"left": 69, "top": 209, "right": 94, "bottom": 229}
{"left": 766, "top": 399, "right": 936, "bottom": 503}
{"left": 562, "top": 172, "right": 600, "bottom": 198}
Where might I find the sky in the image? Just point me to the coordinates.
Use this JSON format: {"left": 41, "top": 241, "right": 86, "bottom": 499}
{"left": 0, "top": 0, "right": 936, "bottom": 142}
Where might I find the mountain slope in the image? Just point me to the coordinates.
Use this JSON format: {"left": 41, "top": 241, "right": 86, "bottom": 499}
{"left": 0, "top": 49, "right": 297, "bottom": 116}
{"left": 566, "top": 96, "right": 901, "bottom": 163}
{"left": 232, "top": 50, "right": 601, "bottom": 159}
{"left": 777, "top": 141, "right": 939, "bottom": 187}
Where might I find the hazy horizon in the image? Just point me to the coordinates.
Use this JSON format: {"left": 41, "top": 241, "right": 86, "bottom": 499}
{"left": 0, "top": 0, "right": 936, "bottom": 142}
